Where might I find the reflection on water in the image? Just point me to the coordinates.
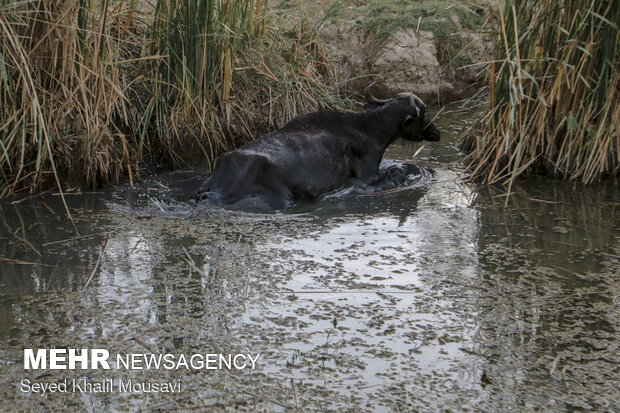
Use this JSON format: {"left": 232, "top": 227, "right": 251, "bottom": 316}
{"left": 471, "top": 179, "right": 619, "bottom": 411}
{"left": 0, "top": 102, "right": 618, "bottom": 411}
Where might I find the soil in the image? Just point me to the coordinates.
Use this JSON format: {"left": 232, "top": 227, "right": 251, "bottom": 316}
{"left": 316, "top": 4, "right": 497, "bottom": 105}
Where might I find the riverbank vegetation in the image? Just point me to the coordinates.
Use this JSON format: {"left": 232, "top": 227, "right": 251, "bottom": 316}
{"left": 2, "top": 0, "right": 616, "bottom": 199}
{"left": 0, "top": 0, "right": 339, "bottom": 197}
{"left": 463, "top": 0, "right": 619, "bottom": 186}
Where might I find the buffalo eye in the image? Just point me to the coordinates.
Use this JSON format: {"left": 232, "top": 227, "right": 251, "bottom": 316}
{"left": 403, "top": 115, "right": 415, "bottom": 127}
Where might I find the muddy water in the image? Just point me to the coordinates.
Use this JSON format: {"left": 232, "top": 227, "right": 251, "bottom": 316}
{"left": 0, "top": 103, "right": 618, "bottom": 412}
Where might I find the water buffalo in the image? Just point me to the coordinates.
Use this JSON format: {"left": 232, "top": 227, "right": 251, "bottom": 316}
{"left": 197, "top": 85, "right": 440, "bottom": 210}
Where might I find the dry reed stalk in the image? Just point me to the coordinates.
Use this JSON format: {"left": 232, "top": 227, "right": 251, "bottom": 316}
{"left": 463, "top": 0, "right": 619, "bottom": 185}
{"left": 1, "top": 0, "right": 339, "bottom": 199}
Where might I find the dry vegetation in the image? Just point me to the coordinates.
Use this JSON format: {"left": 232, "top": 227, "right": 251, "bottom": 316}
{"left": 2, "top": 0, "right": 616, "bottom": 201}
{"left": 463, "top": 0, "right": 619, "bottom": 187}
{"left": 0, "top": 0, "right": 340, "bottom": 197}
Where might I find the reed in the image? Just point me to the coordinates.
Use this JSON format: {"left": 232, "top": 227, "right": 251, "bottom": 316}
{"left": 463, "top": 0, "right": 619, "bottom": 187}
{"left": 0, "top": 0, "right": 336, "bottom": 197}
{"left": 0, "top": 0, "right": 126, "bottom": 195}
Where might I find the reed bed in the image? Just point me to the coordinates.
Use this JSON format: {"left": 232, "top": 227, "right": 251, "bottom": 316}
{"left": 463, "top": 0, "right": 619, "bottom": 187}
{"left": 0, "top": 0, "right": 337, "bottom": 197}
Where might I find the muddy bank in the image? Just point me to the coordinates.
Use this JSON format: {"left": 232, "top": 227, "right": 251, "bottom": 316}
{"left": 313, "top": 1, "right": 498, "bottom": 105}
{"left": 321, "top": 25, "right": 492, "bottom": 105}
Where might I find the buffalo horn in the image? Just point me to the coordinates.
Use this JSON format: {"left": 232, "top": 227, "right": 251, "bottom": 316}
{"left": 365, "top": 81, "right": 391, "bottom": 105}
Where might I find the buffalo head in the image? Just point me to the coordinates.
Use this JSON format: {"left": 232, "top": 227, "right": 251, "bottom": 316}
{"left": 365, "top": 83, "right": 441, "bottom": 142}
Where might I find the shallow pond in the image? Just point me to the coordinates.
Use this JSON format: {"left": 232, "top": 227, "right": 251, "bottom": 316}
{"left": 0, "top": 102, "right": 618, "bottom": 412}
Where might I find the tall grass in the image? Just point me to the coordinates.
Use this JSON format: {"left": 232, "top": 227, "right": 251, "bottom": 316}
{"left": 463, "top": 0, "right": 619, "bottom": 187}
{"left": 0, "top": 0, "right": 336, "bottom": 199}
{"left": 143, "top": 0, "right": 269, "bottom": 164}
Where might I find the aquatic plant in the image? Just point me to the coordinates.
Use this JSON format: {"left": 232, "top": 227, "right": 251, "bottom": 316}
{"left": 463, "top": 0, "right": 619, "bottom": 187}
{"left": 0, "top": 0, "right": 336, "bottom": 198}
